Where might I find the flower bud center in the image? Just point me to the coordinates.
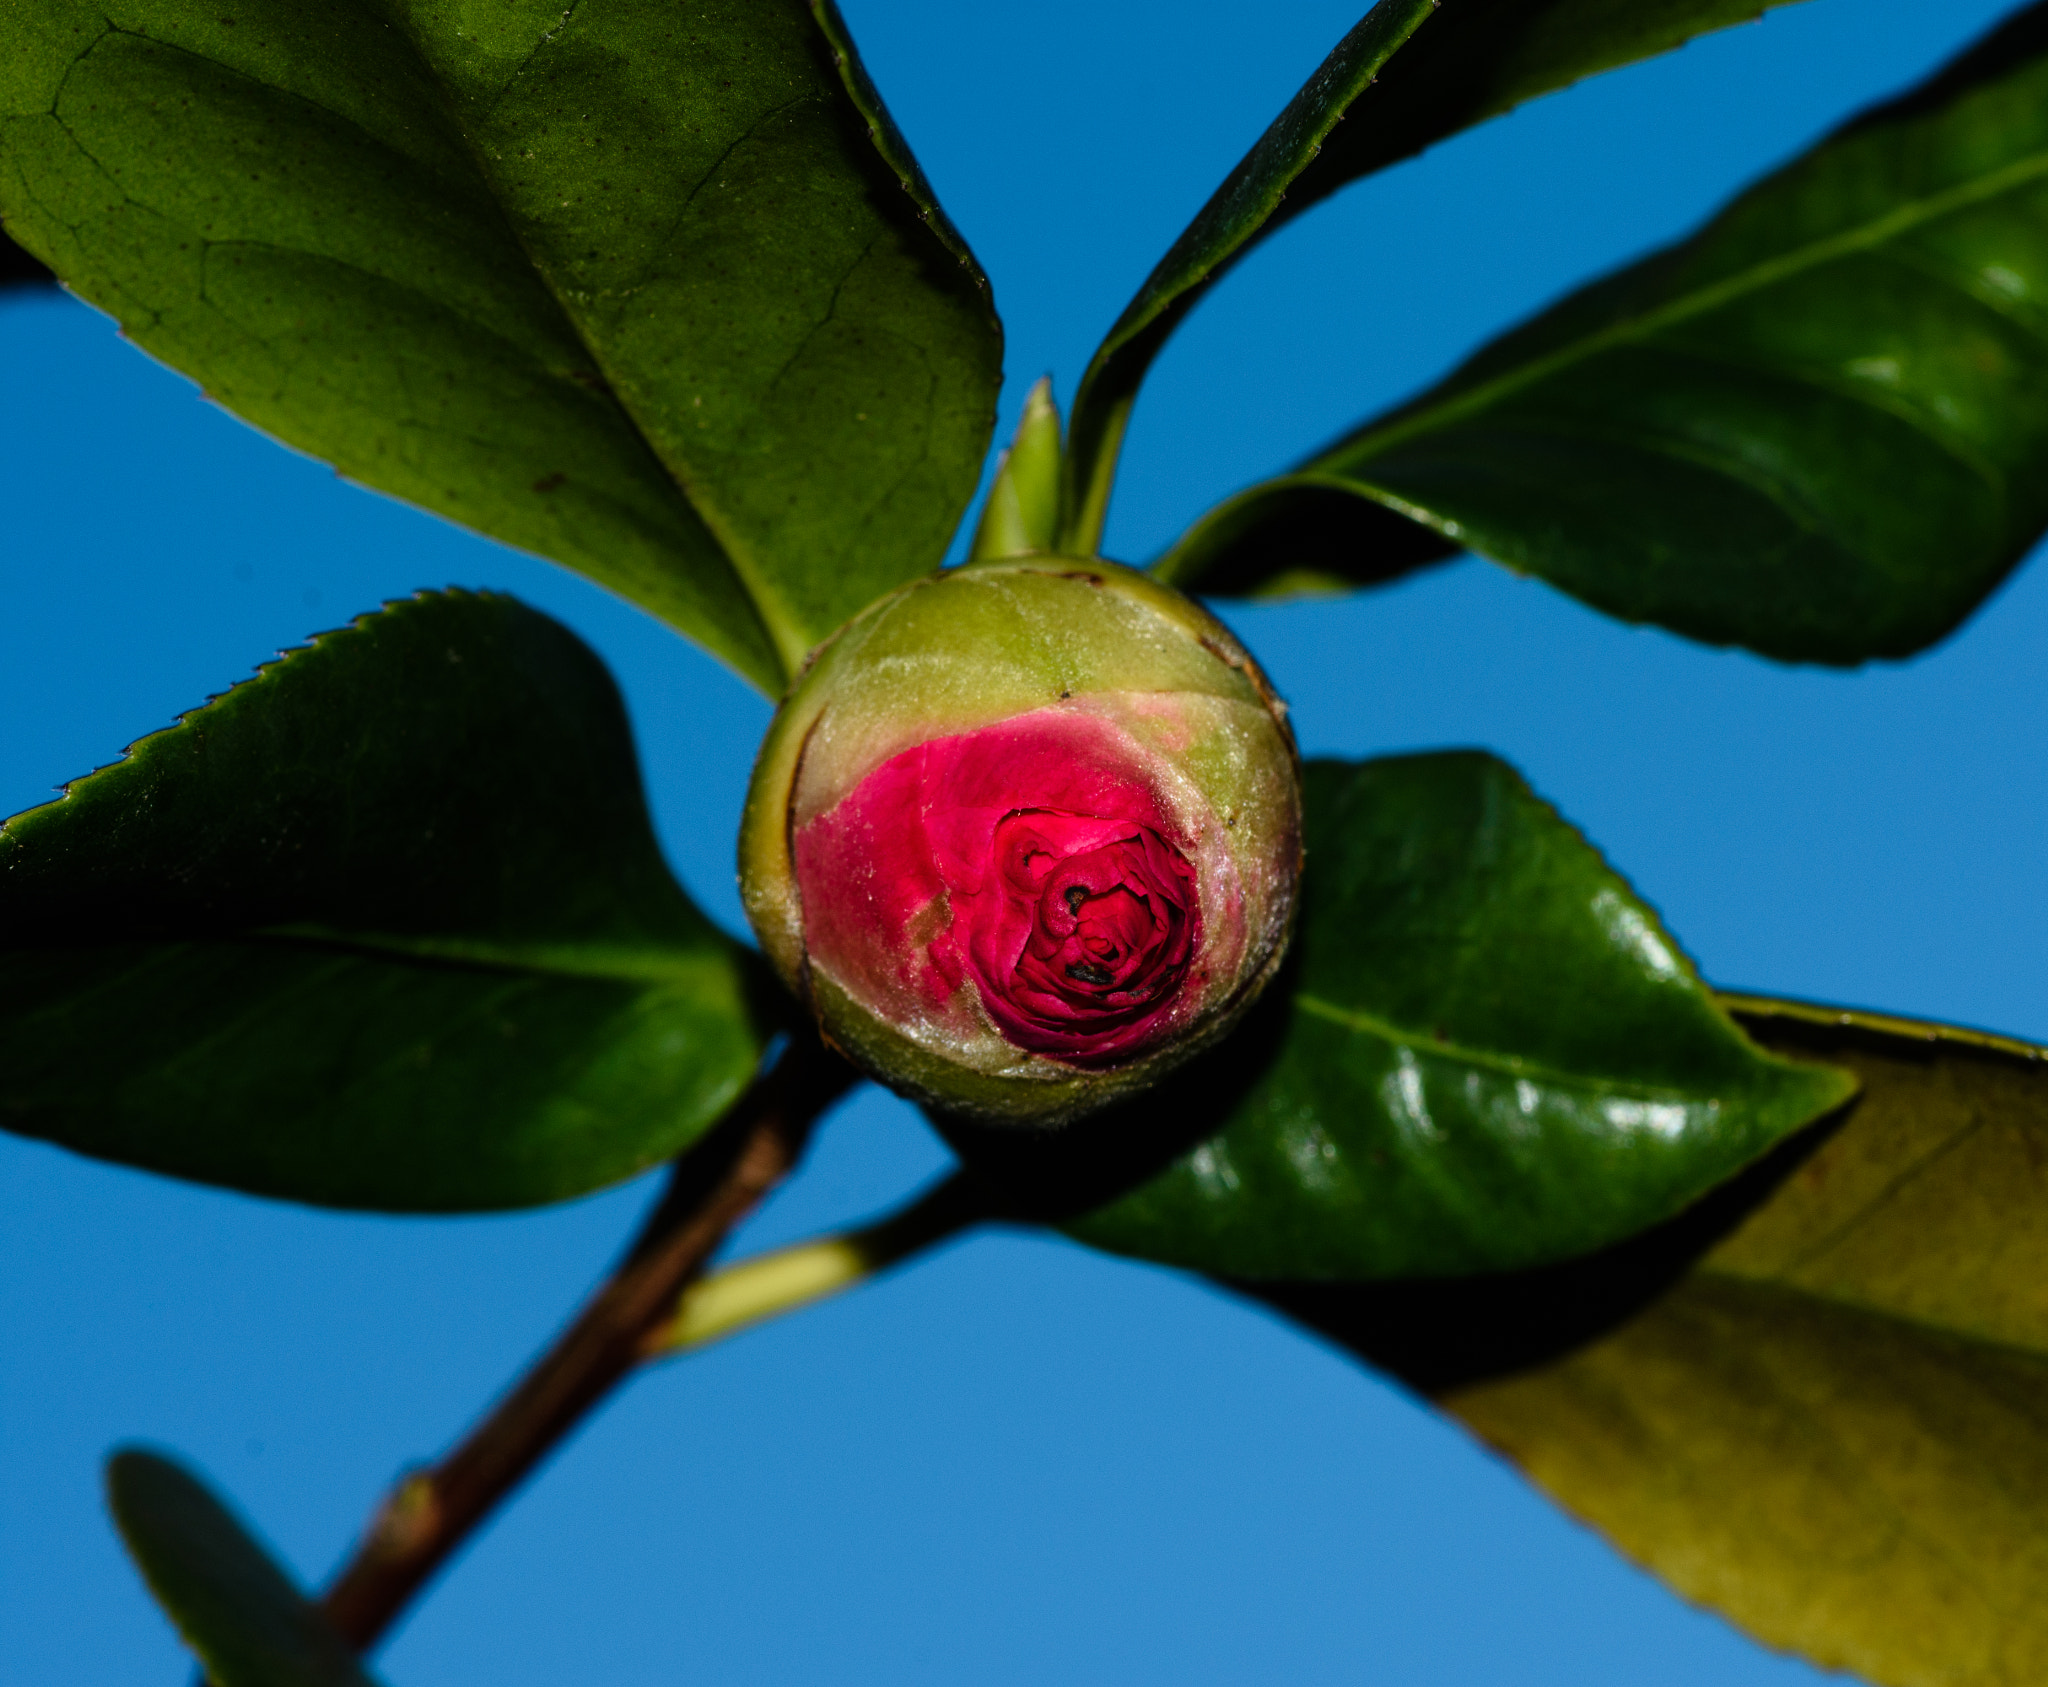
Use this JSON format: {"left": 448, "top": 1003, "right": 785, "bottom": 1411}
{"left": 743, "top": 558, "right": 1302, "bottom": 1120}
{"left": 999, "top": 816, "right": 1195, "bottom": 1034}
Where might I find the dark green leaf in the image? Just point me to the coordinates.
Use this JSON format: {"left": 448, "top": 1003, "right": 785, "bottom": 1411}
{"left": 1153, "top": 479, "right": 1462, "bottom": 600}
{"left": 0, "top": 0, "right": 1001, "bottom": 689}
{"left": 0, "top": 590, "right": 772, "bottom": 1211}
{"left": 1165, "top": 3, "right": 2048, "bottom": 664}
{"left": 1426, "top": 999, "right": 2048, "bottom": 1687}
{"left": 1059, "top": 754, "right": 1851, "bottom": 1277}
{"left": 107, "top": 1447, "right": 379, "bottom": 1687}
{"left": 1062, "top": 0, "right": 1804, "bottom": 551}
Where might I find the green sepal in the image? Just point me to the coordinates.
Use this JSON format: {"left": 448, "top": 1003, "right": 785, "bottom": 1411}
{"left": 0, "top": 590, "right": 777, "bottom": 1211}
{"left": 969, "top": 378, "right": 1064, "bottom": 562}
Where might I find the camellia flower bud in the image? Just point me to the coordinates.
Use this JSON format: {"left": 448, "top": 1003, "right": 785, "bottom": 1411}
{"left": 740, "top": 558, "right": 1302, "bottom": 1126}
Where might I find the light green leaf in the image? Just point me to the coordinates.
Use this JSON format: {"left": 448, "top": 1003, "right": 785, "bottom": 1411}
{"left": 0, "top": 590, "right": 774, "bottom": 1211}
{"left": 1424, "top": 998, "right": 2048, "bottom": 1687}
{"left": 1164, "top": 3, "right": 2048, "bottom": 664}
{"left": 1063, "top": 0, "right": 1808, "bottom": 552}
{"left": 1048, "top": 754, "right": 1850, "bottom": 1277}
{"left": 108, "top": 1447, "right": 379, "bottom": 1687}
{"left": 0, "top": 0, "right": 1002, "bottom": 688}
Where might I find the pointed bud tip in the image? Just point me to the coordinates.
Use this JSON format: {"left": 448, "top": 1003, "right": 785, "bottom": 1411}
{"left": 969, "top": 381, "right": 1064, "bottom": 563}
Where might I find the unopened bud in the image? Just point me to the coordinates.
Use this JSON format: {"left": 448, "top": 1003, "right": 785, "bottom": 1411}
{"left": 740, "top": 559, "right": 1302, "bottom": 1125}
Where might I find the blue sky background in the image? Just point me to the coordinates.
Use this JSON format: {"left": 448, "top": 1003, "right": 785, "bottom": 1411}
{"left": 3, "top": 0, "right": 2042, "bottom": 1681}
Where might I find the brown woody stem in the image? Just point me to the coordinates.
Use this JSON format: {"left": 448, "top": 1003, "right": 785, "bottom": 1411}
{"left": 318, "top": 1033, "right": 855, "bottom": 1652}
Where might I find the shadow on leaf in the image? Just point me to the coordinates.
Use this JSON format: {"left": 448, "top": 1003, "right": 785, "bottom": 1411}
{"left": 1240, "top": 1110, "right": 1841, "bottom": 1395}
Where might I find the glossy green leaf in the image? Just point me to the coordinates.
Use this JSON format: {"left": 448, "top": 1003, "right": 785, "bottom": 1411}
{"left": 1164, "top": 3, "right": 2048, "bottom": 665}
{"left": 1058, "top": 754, "right": 1851, "bottom": 1278}
{"left": 1417, "top": 999, "right": 2048, "bottom": 1687}
{"left": 0, "top": 0, "right": 1001, "bottom": 690}
{"left": 107, "top": 1448, "right": 379, "bottom": 1687}
{"left": 0, "top": 590, "right": 772, "bottom": 1211}
{"left": 1062, "top": 0, "right": 1806, "bottom": 552}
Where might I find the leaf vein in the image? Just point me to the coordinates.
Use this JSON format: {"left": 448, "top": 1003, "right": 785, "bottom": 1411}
{"left": 1352, "top": 146, "right": 2048, "bottom": 460}
{"left": 1295, "top": 990, "right": 1717, "bottom": 1103}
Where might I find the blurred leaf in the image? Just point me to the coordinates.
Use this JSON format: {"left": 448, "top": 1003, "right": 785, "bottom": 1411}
{"left": 0, "top": 591, "right": 773, "bottom": 1211}
{"left": 0, "top": 0, "right": 1001, "bottom": 689}
{"left": 107, "top": 1448, "right": 380, "bottom": 1687}
{"left": 1164, "top": 2, "right": 2048, "bottom": 665}
{"left": 1414, "top": 999, "right": 2048, "bottom": 1687}
{"left": 1056, "top": 755, "right": 1851, "bottom": 1277}
{"left": 1062, "top": 0, "right": 1806, "bottom": 551}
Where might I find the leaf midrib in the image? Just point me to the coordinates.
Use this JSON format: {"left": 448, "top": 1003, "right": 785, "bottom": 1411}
{"left": 1694, "top": 1262, "right": 2048, "bottom": 1375}
{"left": 1342, "top": 143, "right": 2048, "bottom": 464}
{"left": 6, "top": 927, "right": 733, "bottom": 988}
{"left": 151, "top": 9, "right": 802, "bottom": 684}
{"left": 1295, "top": 989, "right": 1739, "bottom": 1103}
{"left": 258, "top": 923, "right": 734, "bottom": 985}
{"left": 405, "top": 26, "right": 812, "bottom": 680}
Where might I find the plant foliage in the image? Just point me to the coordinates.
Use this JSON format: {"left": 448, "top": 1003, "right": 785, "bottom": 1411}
{"left": 1062, "top": 0, "right": 1813, "bottom": 553}
{"left": 0, "top": 0, "right": 1002, "bottom": 689}
{"left": 1442, "top": 1002, "right": 2048, "bottom": 1686}
{"left": 0, "top": 591, "right": 770, "bottom": 1209}
{"left": 1163, "top": 3, "right": 2048, "bottom": 664}
{"left": 5, "top": 0, "right": 2048, "bottom": 1680}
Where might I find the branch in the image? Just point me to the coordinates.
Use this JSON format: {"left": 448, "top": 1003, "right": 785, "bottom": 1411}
{"left": 317, "top": 1033, "right": 855, "bottom": 1652}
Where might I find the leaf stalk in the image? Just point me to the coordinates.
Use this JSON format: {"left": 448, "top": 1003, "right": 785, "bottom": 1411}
{"left": 649, "top": 1171, "right": 985, "bottom": 1356}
